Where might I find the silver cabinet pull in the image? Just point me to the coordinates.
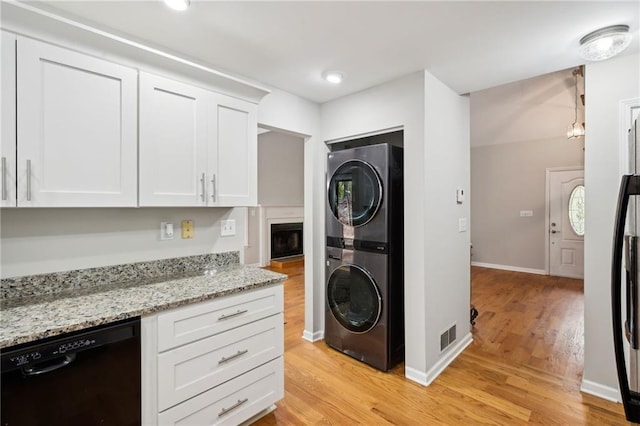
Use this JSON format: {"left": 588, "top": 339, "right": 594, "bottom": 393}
{"left": 218, "top": 349, "right": 248, "bottom": 364}
{"left": 1, "top": 157, "right": 6, "bottom": 201}
{"left": 218, "top": 398, "right": 248, "bottom": 417}
{"left": 26, "top": 159, "right": 32, "bottom": 201}
{"left": 200, "top": 173, "right": 206, "bottom": 202}
{"left": 211, "top": 173, "right": 216, "bottom": 202}
{"left": 217, "top": 309, "right": 248, "bottom": 321}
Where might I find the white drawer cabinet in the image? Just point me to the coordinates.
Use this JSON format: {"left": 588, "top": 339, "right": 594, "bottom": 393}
{"left": 142, "top": 284, "right": 284, "bottom": 425}
{"left": 15, "top": 37, "right": 138, "bottom": 207}
{"left": 157, "top": 285, "right": 283, "bottom": 352}
{"left": 158, "top": 314, "right": 283, "bottom": 411}
{"left": 158, "top": 358, "right": 284, "bottom": 426}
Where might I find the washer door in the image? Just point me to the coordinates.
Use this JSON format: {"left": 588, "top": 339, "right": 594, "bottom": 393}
{"left": 328, "top": 160, "right": 382, "bottom": 227}
{"left": 327, "top": 264, "right": 382, "bottom": 333}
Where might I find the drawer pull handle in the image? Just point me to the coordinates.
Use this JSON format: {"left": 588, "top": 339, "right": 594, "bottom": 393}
{"left": 218, "top": 309, "right": 248, "bottom": 321}
{"left": 218, "top": 349, "right": 249, "bottom": 364}
{"left": 218, "top": 398, "right": 248, "bottom": 417}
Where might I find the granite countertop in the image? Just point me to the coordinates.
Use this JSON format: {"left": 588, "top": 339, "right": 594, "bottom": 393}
{"left": 0, "top": 260, "right": 287, "bottom": 349}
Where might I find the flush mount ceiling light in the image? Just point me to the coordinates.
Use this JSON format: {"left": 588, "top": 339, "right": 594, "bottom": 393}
{"left": 322, "top": 71, "right": 344, "bottom": 84}
{"left": 579, "top": 24, "right": 632, "bottom": 61}
{"left": 164, "top": 0, "right": 190, "bottom": 11}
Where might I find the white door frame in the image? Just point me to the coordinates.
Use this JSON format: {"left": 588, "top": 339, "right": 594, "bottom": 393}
{"left": 545, "top": 166, "right": 585, "bottom": 275}
{"left": 619, "top": 98, "right": 640, "bottom": 176}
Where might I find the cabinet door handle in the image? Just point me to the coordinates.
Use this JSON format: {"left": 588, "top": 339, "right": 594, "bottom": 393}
{"left": 26, "top": 159, "right": 32, "bottom": 201}
{"left": 1, "top": 157, "right": 6, "bottom": 201}
{"left": 211, "top": 173, "right": 216, "bottom": 202}
{"left": 200, "top": 173, "right": 206, "bottom": 202}
{"left": 218, "top": 349, "right": 249, "bottom": 364}
{"left": 217, "top": 309, "right": 248, "bottom": 321}
{"left": 218, "top": 398, "right": 248, "bottom": 417}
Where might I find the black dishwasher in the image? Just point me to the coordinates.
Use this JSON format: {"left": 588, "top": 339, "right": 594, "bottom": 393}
{"left": 1, "top": 317, "right": 141, "bottom": 426}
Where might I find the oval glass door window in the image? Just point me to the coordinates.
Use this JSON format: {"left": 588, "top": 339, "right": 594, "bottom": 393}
{"left": 327, "top": 264, "right": 381, "bottom": 333}
{"left": 568, "top": 184, "right": 585, "bottom": 236}
{"left": 328, "top": 160, "right": 382, "bottom": 227}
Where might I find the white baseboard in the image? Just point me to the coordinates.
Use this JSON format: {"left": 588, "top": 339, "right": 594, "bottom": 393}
{"left": 580, "top": 379, "right": 621, "bottom": 403}
{"left": 245, "top": 262, "right": 262, "bottom": 268}
{"left": 405, "top": 332, "right": 473, "bottom": 386}
{"left": 302, "top": 329, "right": 324, "bottom": 342}
{"left": 471, "top": 261, "right": 546, "bottom": 276}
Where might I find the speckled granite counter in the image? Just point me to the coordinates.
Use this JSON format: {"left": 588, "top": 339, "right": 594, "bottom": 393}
{"left": 0, "top": 253, "right": 287, "bottom": 349}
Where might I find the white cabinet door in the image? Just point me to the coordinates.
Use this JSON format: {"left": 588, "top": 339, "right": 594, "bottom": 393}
{"left": 16, "top": 37, "right": 137, "bottom": 207}
{"left": 139, "top": 72, "right": 209, "bottom": 206}
{"left": 210, "top": 94, "right": 258, "bottom": 206}
{"left": 1, "top": 32, "right": 16, "bottom": 208}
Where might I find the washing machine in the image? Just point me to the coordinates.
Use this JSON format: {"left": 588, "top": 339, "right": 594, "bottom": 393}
{"left": 326, "top": 143, "right": 403, "bottom": 248}
{"left": 325, "top": 245, "right": 404, "bottom": 371}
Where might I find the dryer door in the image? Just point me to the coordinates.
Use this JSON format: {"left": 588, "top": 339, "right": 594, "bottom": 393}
{"left": 328, "top": 160, "right": 382, "bottom": 227}
{"left": 327, "top": 264, "right": 382, "bottom": 333}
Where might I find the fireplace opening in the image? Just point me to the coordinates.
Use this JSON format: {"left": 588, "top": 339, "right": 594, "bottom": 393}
{"left": 271, "top": 223, "right": 303, "bottom": 259}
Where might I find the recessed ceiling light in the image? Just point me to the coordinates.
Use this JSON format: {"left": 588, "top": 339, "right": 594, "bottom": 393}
{"left": 322, "top": 71, "right": 344, "bottom": 84}
{"left": 579, "top": 24, "right": 632, "bottom": 61}
{"left": 164, "top": 0, "right": 190, "bottom": 11}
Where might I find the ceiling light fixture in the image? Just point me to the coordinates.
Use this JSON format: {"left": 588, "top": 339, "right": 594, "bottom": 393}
{"left": 322, "top": 71, "right": 344, "bottom": 84}
{"left": 567, "top": 67, "right": 585, "bottom": 140}
{"left": 164, "top": 0, "right": 190, "bottom": 11}
{"left": 579, "top": 24, "right": 632, "bottom": 61}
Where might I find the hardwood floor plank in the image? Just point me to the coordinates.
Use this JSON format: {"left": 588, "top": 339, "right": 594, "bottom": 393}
{"left": 252, "top": 264, "right": 630, "bottom": 425}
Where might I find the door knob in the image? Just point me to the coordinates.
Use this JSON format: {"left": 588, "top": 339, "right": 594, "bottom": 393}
{"left": 551, "top": 229, "right": 560, "bottom": 234}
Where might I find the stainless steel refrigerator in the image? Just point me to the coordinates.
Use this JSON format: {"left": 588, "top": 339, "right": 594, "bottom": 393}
{"left": 612, "top": 117, "right": 640, "bottom": 422}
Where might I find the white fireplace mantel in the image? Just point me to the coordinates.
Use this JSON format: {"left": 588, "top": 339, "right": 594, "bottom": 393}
{"left": 258, "top": 206, "right": 304, "bottom": 267}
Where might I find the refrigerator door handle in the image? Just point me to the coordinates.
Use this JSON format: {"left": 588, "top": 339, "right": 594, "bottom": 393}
{"left": 625, "top": 235, "right": 640, "bottom": 349}
{"left": 612, "top": 174, "right": 640, "bottom": 422}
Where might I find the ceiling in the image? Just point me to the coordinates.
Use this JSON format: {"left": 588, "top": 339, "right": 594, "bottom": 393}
{"left": 16, "top": 1, "right": 640, "bottom": 103}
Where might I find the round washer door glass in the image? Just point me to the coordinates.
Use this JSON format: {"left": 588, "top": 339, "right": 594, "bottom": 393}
{"left": 327, "top": 264, "right": 382, "bottom": 333}
{"left": 328, "top": 160, "right": 382, "bottom": 227}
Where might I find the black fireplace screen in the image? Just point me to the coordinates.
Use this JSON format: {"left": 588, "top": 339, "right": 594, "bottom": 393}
{"left": 271, "top": 223, "right": 303, "bottom": 259}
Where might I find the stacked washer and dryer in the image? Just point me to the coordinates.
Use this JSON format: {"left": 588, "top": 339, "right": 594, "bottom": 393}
{"left": 325, "top": 141, "right": 404, "bottom": 371}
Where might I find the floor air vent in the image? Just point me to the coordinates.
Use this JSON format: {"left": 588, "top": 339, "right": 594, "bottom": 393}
{"left": 440, "top": 324, "right": 457, "bottom": 352}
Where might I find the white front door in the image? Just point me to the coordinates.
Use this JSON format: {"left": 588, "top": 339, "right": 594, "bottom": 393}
{"left": 548, "top": 168, "right": 584, "bottom": 278}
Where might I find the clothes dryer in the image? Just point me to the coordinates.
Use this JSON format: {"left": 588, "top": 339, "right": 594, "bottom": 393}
{"left": 325, "top": 245, "right": 404, "bottom": 371}
{"left": 326, "top": 143, "right": 403, "bottom": 249}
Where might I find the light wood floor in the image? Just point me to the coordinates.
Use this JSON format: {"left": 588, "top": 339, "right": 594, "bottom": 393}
{"left": 254, "top": 264, "right": 630, "bottom": 425}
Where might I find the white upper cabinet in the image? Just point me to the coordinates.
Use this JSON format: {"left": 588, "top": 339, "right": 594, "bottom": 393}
{"left": 139, "top": 72, "right": 209, "bottom": 206}
{"left": 139, "top": 72, "right": 258, "bottom": 207}
{"left": 211, "top": 94, "right": 258, "bottom": 206}
{"left": 16, "top": 37, "right": 138, "bottom": 207}
{"left": 1, "top": 32, "right": 17, "bottom": 208}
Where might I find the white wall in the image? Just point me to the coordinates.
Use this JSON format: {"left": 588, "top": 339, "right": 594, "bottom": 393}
{"left": 583, "top": 52, "right": 640, "bottom": 399}
{"left": 257, "top": 88, "right": 323, "bottom": 340}
{"left": 470, "top": 69, "right": 585, "bottom": 271}
{"left": 422, "top": 71, "right": 471, "bottom": 379}
{"left": 258, "top": 131, "right": 304, "bottom": 206}
{"left": 1, "top": 207, "right": 245, "bottom": 278}
{"left": 320, "top": 71, "right": 471, "bottom": 383}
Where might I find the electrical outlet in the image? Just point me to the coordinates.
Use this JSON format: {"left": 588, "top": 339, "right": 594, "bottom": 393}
{"left": 160, "top": 222, "right": 174, "bottom": 240}
{"left": 221, "top": 219, "right": 236, "bottom": 237}
{"left": 181, "top": 220, "right": 194, "bottom": 239}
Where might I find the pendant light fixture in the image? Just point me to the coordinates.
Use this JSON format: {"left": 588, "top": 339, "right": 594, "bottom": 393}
{"left": 567, "top": 67, "right": 585, "bottom": 140}
{"left": 579, "top": 25, "right": 632, "bottom": 61}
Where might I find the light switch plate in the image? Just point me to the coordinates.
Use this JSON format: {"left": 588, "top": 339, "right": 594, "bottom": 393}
{"left": 181, "top": 220, "right": 194, "bottom": 239}
{"left": 458, "top": 218, "right": 467, "bottom": 232}
{"left": 160, "top": 222, "right": 174, "bottom": 240}
{"left": 221, "top": 219, "right": 236, "bottom": 237}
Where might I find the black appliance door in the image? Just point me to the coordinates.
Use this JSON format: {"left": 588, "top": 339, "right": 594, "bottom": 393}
{"left": 1, "top": 318, "right": 141, "bottom": 426}
{"left": 327, "top": 264, "right": 382, "bottom": 333}
{"left": 328, "top": 159, "right": 382, "bottom": 227}
{"left": 612, "top": 174, "right": 640, "bottom": 423}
